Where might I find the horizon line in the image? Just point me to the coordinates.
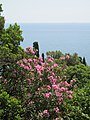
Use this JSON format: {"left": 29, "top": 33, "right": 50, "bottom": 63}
{"left": 5, "top": 22, "right": 90, "bottom": 24}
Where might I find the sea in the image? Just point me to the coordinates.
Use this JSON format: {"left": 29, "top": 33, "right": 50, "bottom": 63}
{"left": 6, "top": 23, "right": 90, "bottom": 65}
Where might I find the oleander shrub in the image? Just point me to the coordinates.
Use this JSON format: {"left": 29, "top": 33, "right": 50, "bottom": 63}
{"left": 16, "top": 47, "right": 73, "bottom": 120}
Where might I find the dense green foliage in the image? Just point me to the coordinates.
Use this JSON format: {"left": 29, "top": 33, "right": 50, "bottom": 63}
{"left": 65, "top": 64, "right": 90, "bottom": 87}
{"left": 46, "top": 50, "right": 64, "bottom": 59}
{"left": 0, "top": 4, "right": 90, "bottom": 120}
{"left": 64, "top": 81, "right": 90, "bottom": 120}
{"left": 0, "top": 5, "right": 25, "bottom": 79}
{"left": 0, "top": 91, "right": 23, "bottom": 120}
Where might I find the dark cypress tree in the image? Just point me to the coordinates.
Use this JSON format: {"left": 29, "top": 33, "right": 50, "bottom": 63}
{"left": 0, "top": 4, "right": 3, "bottom": 14}
{"left": 79, "top": 57, "right": 83, "bottom": 63}
{"left": 42, "top": 53, "right": 44, "bottom": 63}
{"left": 33, "top": 42, "right": 39, "bottom": 57}
{"left": 83, "top": 57, "right": 87, "bottom": 66}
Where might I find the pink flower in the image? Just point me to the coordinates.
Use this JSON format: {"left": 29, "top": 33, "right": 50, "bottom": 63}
{"left": 41, "top": 62, "right": 45, "bottom": 66}
{"left": 48, "top": 76, "right": 53, "bottom": 80}
{"left": 55, "top": 118, "right": 59, "bottom": 120}
{"left": 43, "top": 110, "right": 48, "bottom": 114}
{"left": 66, "top": 90, "right": 73, "bottom": 94}
{"left": 55, "top": 107, "right": 59, "bottom": 113}
{"left": 27, "top": 63, "right": 32, "bottom": 70}
{"left": 23, "top": 59, "right": 27, "bottom": 63}
{"left": 58, "top": 97, "right": 63, "bottom": 101}
{"left": 24, "top": 66, "right": 29, "bottom": 70}
{"left": 43, "top": 110, "right": 50, "bottom": 117}
{"left": 43, "top": 92, "right": 52, "bottom": 98}
{"left": 20, "top": 63, "right": 24, "bottom": 67}
{"left": 16, "top": 61, "right": 19, "bottom": 64}
{"left": 40, "top": 78, "right": 42, "bottom": 81}
{"left": 48, "top": 58, "right": 53, "bottom": 62}
{"left": 56, "top": 92, "right": 61, "bottom": 97}
{"left": 54, "top": 63, "right": 58, "bottom": 67}
{"left": 65, "top": 54, "right": 70, "bottom": 59}
{"left": 29, "top": 47, "right": 35, "bottom": 54}
{"left": 60, "top": 56, "right": 65, "bottom": 60}
{"left": 48, "top": 76, "right": 57, "bottom": 84}
{"left": 51, "top": 65, "right": 54, "bottom": 69}
{"left": 64, "top": 81, "right": 71, "bottom": 87}
{"left": 68, "top": 94, "right": 73, "bottom": 99}
{"left": 28, "top": 58, "right": 32, "bottom": 62}
{"left": 51, "top": 72, "right": 55, "bottom": 76}
{"left": 32, "top": 77, "right": 34, "bottom": 80}
{"left": 52, "top": 84, "right": 58, "bottom": 90}
{"left": 59, "top": 87, "right": 66, "bottom": 92}
{"left": 47, "top": 57, "right": 54, "bottom": 62}
{"left": 33, "top": 59, "right": 37, "bottom": 63}
{"left": 71, "top": 79, "right": 76, "bottom": 83}
{"left": 45, "top": 63, "right": 49, "bottom": 66}
{"left": 38, "top": 71, "right": 42, "bottom": 76}
{"left": 47, "top": 85, "right": 51, "bottom": 90}
{"left": 35, "top": 64, "right": 44, "bottom": 73}
{"left": 27, "top": 78, "right": 31, "bottom": 84}
{"left": 39, "top": 57, "right": 43, "bottom": 62}
{"left": 35, "top": 65, "right": 41, "bottom": 70}
{"left": 52, "top": 79, "right": 57, "bottom": 84}
{"left": 25, "top": 50, "right": 29, "bottom": 53}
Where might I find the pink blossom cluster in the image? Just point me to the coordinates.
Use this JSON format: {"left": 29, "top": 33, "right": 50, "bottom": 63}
{"left": 43, "top": 109, "right": 50, "bottom": 117}
{"left": 42, "top": 92, "right": 52, "bottom": 98}
{"left": 16, "top": 47, "right": 73, "bottom": 119}
{"left": 25, "top": 47, "right": 35, "bottom": 54}
{"left": 60, "top": 56, "right": 65, "bottom": 60}
{"left": 65, "top": 54, "right": 70, "bottom": 59}
{"left": 60, "top": 54, "right": 70, "bottom": 60}
{"left": 47, "top": 56, "right": 54, "bottom": 62}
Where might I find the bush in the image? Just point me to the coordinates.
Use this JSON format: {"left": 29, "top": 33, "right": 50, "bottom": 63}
{"left": 64, "top": 81, "right": 90, "bottom": 120}
{"left": 0, "top": 91, "right": 23, "bottom": 120}
{"left": 15, "top": 49, "right": 73, "bottom": 120}
{"left": 65, "top": 64, "right": 90, "bottom": 87}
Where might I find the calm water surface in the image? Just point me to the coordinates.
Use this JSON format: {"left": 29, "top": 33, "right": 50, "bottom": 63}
{"left": 6, "top": 23, "right": 90, "bottom": 65}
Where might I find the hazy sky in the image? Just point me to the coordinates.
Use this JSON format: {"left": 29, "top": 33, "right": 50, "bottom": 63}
{"left": 1, "top": 0, "right": 90, "bottom": 23}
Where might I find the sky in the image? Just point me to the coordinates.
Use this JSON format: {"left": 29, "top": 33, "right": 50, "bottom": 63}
{"left": 1, "top": 0, "right": 90, "bottom": 23}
